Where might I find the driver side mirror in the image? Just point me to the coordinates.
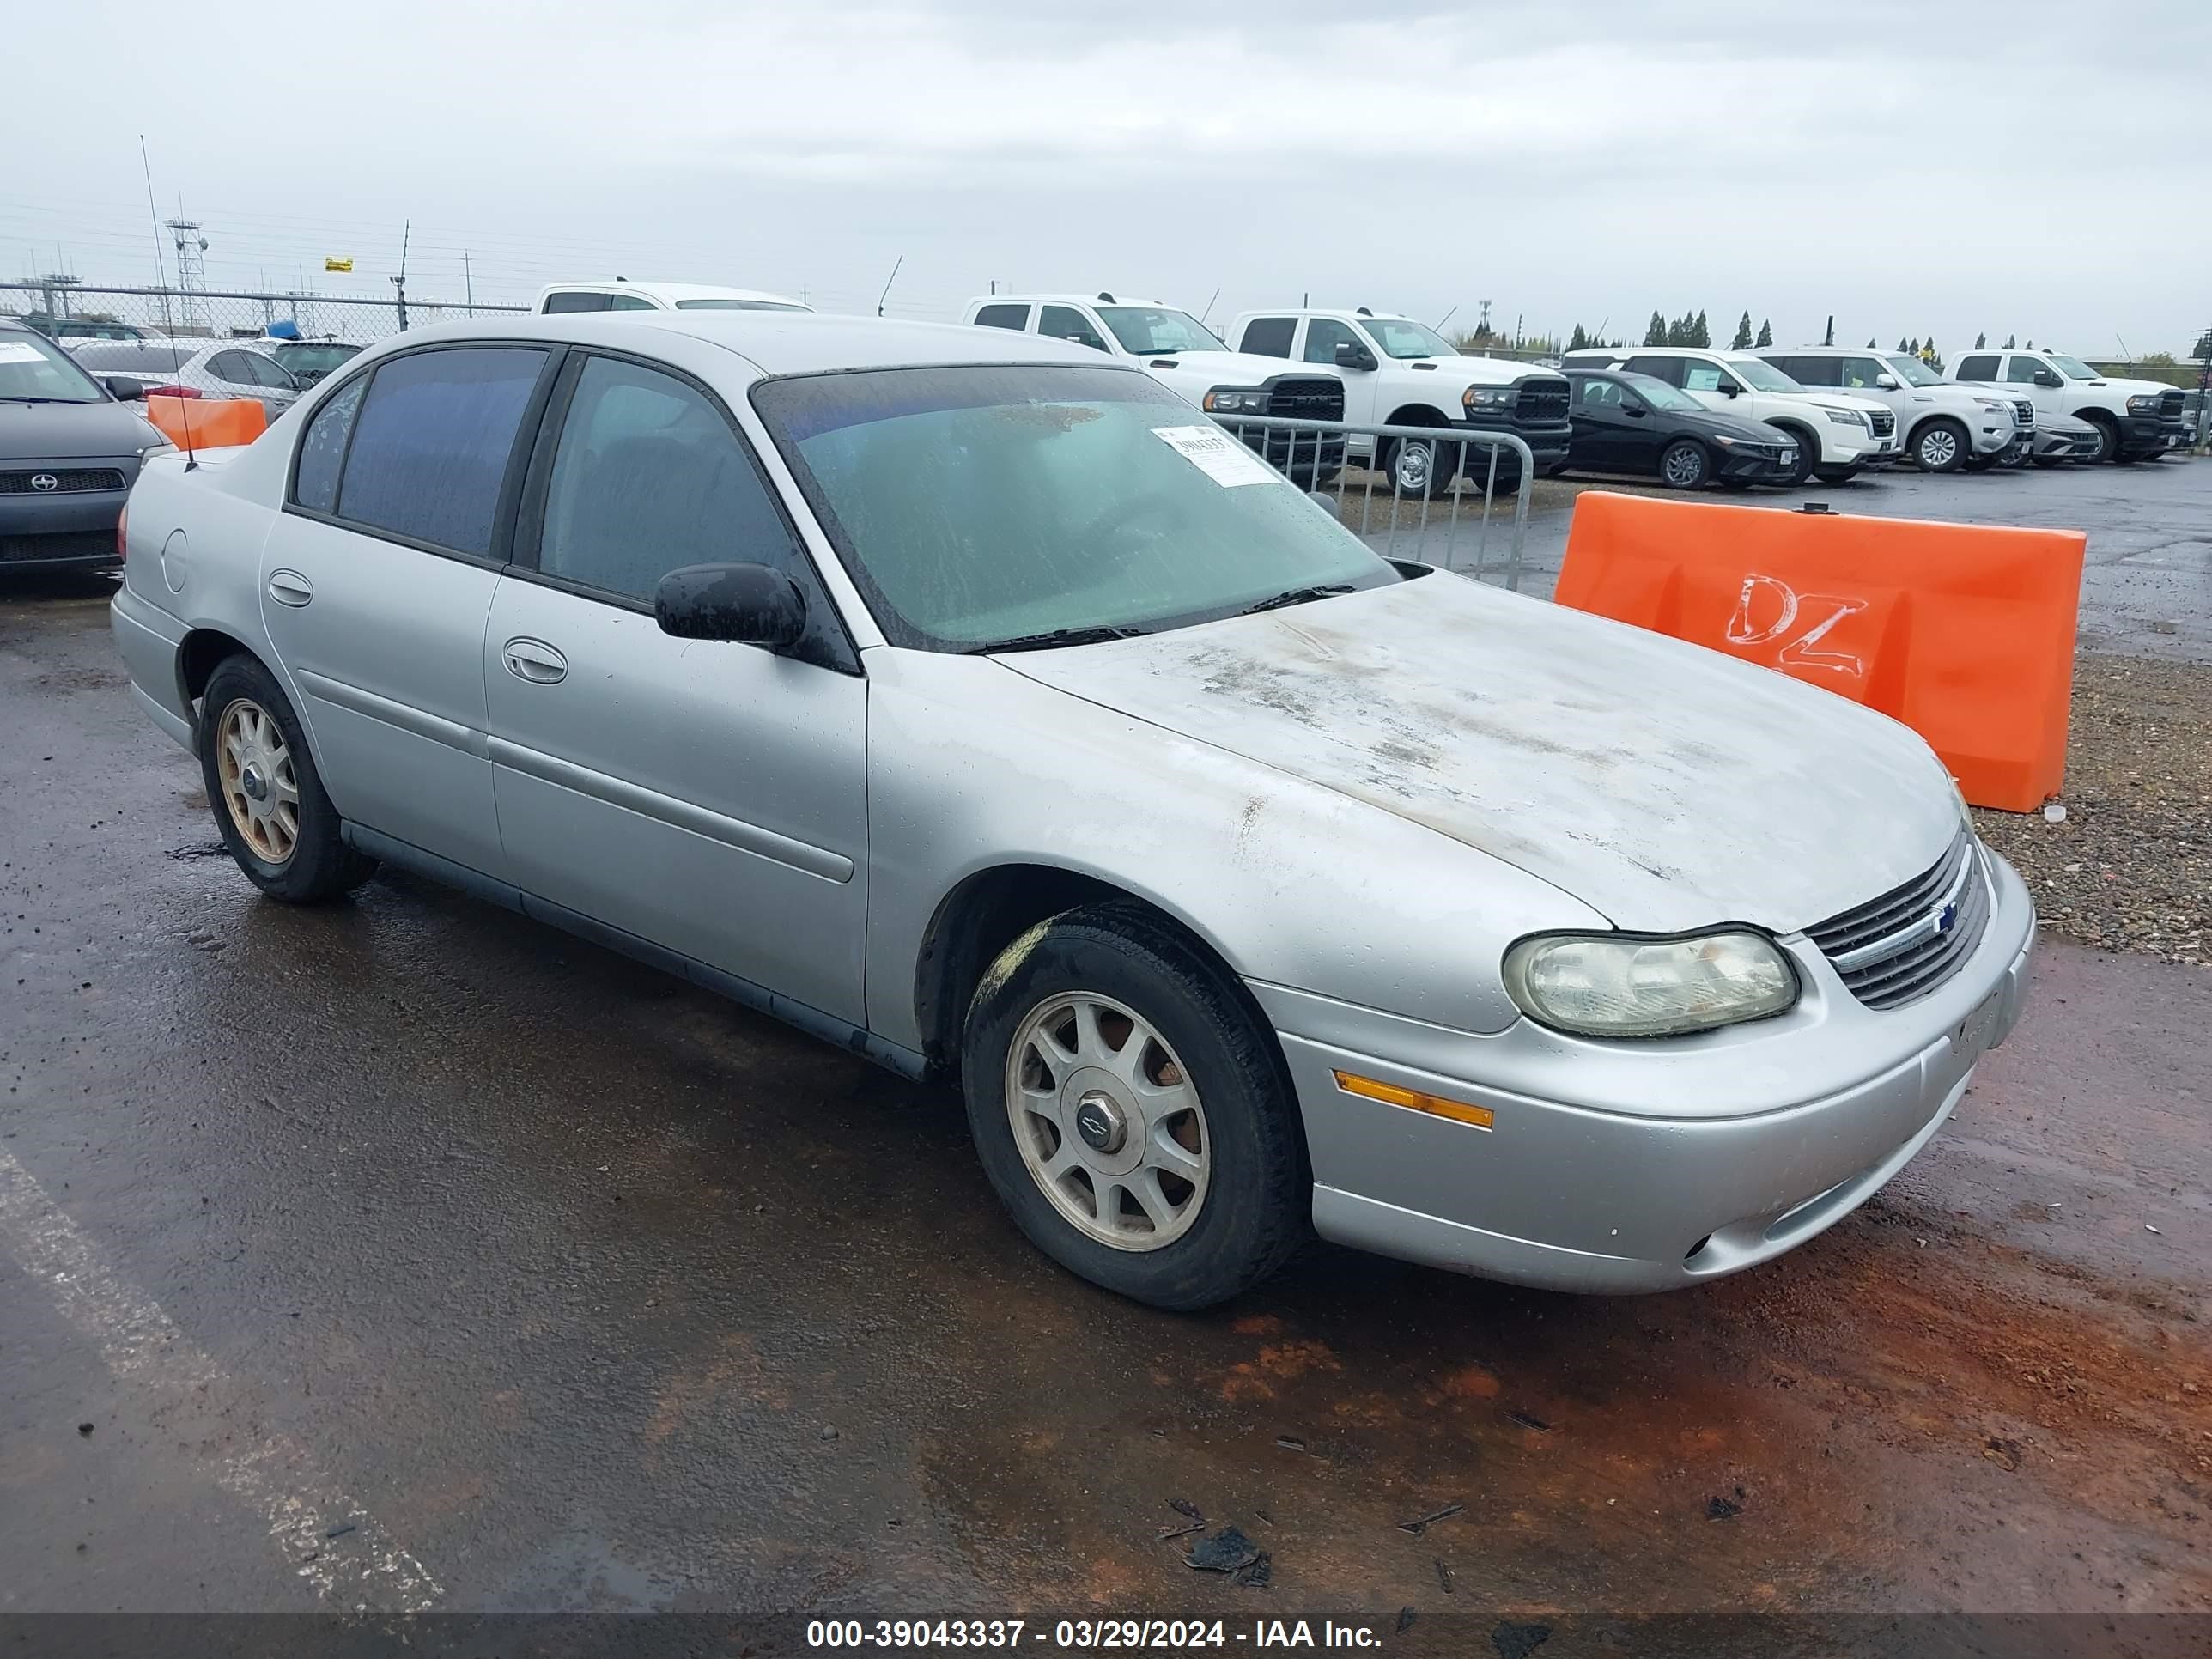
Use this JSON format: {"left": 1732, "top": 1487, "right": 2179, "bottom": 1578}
{"left": 1333, "top": 341, "right": 1379, "bottom": 373}
{"left": 1713, "top": 380, "right": 1740, "bottom": 396}
{"left": 1620, "top": 400, "right": 1648, "bottom": 417}
{"left": 105, "top": 377, "right": 146, "bottom": 401}
{"left": 1875, "top": 374, "right": 1899, "bottom": 390}
{"left": 654, "top": 562, "right": 807, "bottom": 647}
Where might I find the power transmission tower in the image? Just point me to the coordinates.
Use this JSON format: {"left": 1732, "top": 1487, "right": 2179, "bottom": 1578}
{"left": 165, "top": 218, "right": 208, "bottom": 326}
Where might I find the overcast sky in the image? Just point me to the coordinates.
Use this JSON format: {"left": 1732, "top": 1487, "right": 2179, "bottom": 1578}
{"left": 5, "top": 1, "right": 2206, "bottom": 356}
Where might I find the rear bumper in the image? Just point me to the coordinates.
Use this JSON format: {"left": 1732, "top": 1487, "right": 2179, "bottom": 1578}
{"left": 110, "top": 586, "right": 196, "bottom": 750}
{"left": 1264, "top": 848, "right": 2035, "bottom": 1294}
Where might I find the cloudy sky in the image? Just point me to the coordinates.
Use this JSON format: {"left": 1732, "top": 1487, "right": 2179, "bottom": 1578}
{"left": 5, "top": 0, "right": 2206, "bottom": 355}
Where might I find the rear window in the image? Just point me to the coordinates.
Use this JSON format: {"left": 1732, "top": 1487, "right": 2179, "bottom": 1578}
{"left": 332, "top": 348, "right": 549, "bottom": 556}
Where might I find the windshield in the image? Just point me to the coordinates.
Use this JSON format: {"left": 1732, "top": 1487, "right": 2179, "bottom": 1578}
{"left": 2048, "top": 354, "right": 2100, "bottom": 380}
{"left": 674, "top": 298, "right": 809, "bottom": 312}
{"left": 1881, "top": 354, "right": 1942, "bottom": 386}
{"left": 1723, "top": 356, "right": 1800, "bottom": 392}
{"left": 752, "top": 364, "right": 1397, "bottom": 652}
{"left": 1095, "top": 307, "right": 1224, "bottom": 355}
{"left": 1358, "top": 317, "right": 1460, "bottom": 360}
{"left": 0, "top": 331, "right": 106, "bottom": 403}
{"left": 1618, "top": 373, "right": 1703, "bottom": 412}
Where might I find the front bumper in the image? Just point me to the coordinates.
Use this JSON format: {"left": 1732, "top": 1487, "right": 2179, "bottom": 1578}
{"left": 1456, "top": 413, "right": 1571, "bottom": 470}
{"left": 1712, "top": 444, "right": 1796, "bottom": 482}
{"left": 0, "top": 461, "right": 134, "bottom": 568}
{"left": 1257, "top": 847, "right": 2035, "bottom": 1294}
{"left": 2116, "top": 413, "right": 2189, "bottom": 455}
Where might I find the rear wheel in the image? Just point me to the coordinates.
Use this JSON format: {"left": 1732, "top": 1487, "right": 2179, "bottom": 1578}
{"left": 1912, "top": 417, "right": 1968, "bottom": 472}
{"left": 1658, "top": 438, "right": 1711, "bottom": 489}
{"left": 961, "top": 902, "right": 1308, "bottom": 1310}
{"left": 198, "top": 655, "right": 376, "bottom": 903}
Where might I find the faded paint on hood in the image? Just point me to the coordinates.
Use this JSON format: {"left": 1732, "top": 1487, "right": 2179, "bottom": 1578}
{"left": 1001, "top": 574, "right": 1960, "bottom": 935}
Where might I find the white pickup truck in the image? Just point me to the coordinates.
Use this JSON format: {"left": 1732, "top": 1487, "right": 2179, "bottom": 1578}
{"left": 1945, "top": 347, "right": 2188, "bottom": 463}
{"left": 963, "top": 293, "right": 1346, "bottom": 483}
{"left": 1227, "top": 307, "right": 1571, "bottom": 497}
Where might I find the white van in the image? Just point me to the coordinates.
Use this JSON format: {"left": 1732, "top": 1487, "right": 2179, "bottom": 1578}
{"left": 533, "top": 280, "right": 811, "bottom": 315}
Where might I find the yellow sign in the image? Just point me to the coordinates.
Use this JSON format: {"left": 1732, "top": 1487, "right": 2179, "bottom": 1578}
{"left": 324, "top": 257, "right": 353, "bottom": 273}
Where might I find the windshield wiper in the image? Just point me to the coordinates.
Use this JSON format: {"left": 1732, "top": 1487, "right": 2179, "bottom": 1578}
{"left": 964, "top": 624, "right": 1146, "bottom": 655}
{"left": 1238, "top": 584, "right": 1355, "bottom": 617}
{"left": 0, "top": 395, "right": 88, "bottom": 405}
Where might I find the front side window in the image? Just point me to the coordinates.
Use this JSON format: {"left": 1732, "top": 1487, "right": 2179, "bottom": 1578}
{"left": 972, "top": 303, "right": 1031, "bottom": 331}
{"left": 542, "top": 291, "right": 611, "bottom": 314}
{"left": 1681, "top": 361, "right": 1730, "bottom": 392}
{"left": 1573, "top": 377, "right": 1622, "bottom": 409}
{"left": 1094, "top": 307, "right": 1223, "bottom": 355}
{"left": 2006, "top": 356, "right": 2049, "bottom": 385}
{"left": 1304, "top": 319, "right": 1362, "bottom": 365}
{"left": 1237, "top": 317, "right": 1296, "bottom": 358}
{"left": 1837, "top": 357, "right": 1890, "bottom": 390}
{"left": 1723, "top": 356, "right": 1801, "bottom": 392}
{"left": 1039, "top": 306, "right": 1110, "bottom": 353}
{"left": 751, "top": 364, "right": 1399, "bottom": 653}
{"left": 1881, "top": 354, "right": 1942, "bottom": 386}
{"left": 1356, "top": 317, "right": 1459, "bottom": 360}
{"left": 536, "top": 355, "right": 801, "bottom": 605}
{"left": 2049, "top": 354, "right": 2100, "bottom": 380}
{"left": 1617, "top": 373, "right": 1701, "bottom": 412}
{"left": 337, "top": 347, "right": 549, "bottom": 556}
{"left": 292, "top": 376, "right": 368, "bottom": 513}
{"left": 606, "top": 293, "right": 654, "bottom": 311}
{"left": 0, "top": 331, "right": 106, "bottom": 403}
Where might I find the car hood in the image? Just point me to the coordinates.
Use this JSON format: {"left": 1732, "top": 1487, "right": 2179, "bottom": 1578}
{"left": 0, "top": 398, "right": 159, "bottom": 461}
{"left": 1796, "top": 392, "right": 1890, "bottom": 417}
{"left": 1674, "top": 407, "right": 1796, "bottom": 445}
{"left": 1001, "top": 575, "right": 1958, "bottom": 935}
{"left": 2086, "top": 374, "right": 2179, "bottom": 400}
{"left": 1141, "top": 349, "right": 1341, "bottom": 387}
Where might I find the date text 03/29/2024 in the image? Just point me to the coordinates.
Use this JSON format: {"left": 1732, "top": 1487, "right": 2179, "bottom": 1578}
{"left": 805, "top": 1619, "right": 1385, "bottom": 1649}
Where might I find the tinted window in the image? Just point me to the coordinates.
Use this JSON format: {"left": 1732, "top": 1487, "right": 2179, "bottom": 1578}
{"left": 1238, "top": 317, "right": 1296, "bottom": 357}
{"left": 238, "top": 352, "right": 297, "bottom": 389}
{"left": 337, "top": 348, "right": 547, "bottom": 556}
{"left": 973, "top": 303, "right": 1031, "bottom": 331}
{"left": 1774, "top": 356, "right": 1836, "bottom": 386}
{"left": 1623, "top": 355, "right": 1683, "bottom": 386}
{"left": 1038, "top": 306, "right": 1109, "bottom": 352}
{"left": 542, "top": 291, "right": 611, "bottom": 314}
{"left": 208, "top": 351, "right": 260, "bottom": 386}
{"left": 292, "top": 376, "right": 367, "bottom": 513}
{"left": 1304, "top": 319, "right": 1362, "bottom": 365}
{"left": 1574, "top": 376, "right": 1623, "bottom": 409}
{"left": 536, "top": 355, "right": 800, "bottom": 605}
{"left": 1954, "top": 355, "right": 2000, "bottom": 382}
{"left": 2006, "top": 356, "right": 2048, "bottom": 385}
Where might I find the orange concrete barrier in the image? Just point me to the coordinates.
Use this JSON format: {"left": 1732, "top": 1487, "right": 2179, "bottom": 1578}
{"left": 143, "top": 395, "right": 266, "bottom": 451}
{"left": 1553, "top": 491, "right": 2085, "bottom": 812}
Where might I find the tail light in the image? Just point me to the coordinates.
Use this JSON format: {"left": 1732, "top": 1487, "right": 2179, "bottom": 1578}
{"left": 142, "top": 384, "right": 202, "bottom": 399}
{"left": 118, "top": 504, "right": 128, "bottom": 564}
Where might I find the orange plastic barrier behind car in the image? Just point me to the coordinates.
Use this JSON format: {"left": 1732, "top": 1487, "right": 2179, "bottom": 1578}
{"left": 143, "top": 395, "right": 266, "bottom": 451}
{"left": 1553, "top": 492, "right": 2085, "bottom": 812}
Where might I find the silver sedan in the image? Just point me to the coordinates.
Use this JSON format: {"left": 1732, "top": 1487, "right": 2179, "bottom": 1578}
{"left": 111, "top": 311, "right": 2034, "bottom": 1309}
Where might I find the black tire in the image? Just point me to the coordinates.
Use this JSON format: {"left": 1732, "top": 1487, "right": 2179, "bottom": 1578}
{"left": 198, "top": 653, "right": 376, "bottom": 903}
{"left": 1381, "top": 431, "right": 1459, "bottom": 499}
{"left": 1811, "top": 463, "right": 1863, "bottom": 484}
{"left": 1657, "top": 438, "right": 1711, "bottom": 490}
{"left": 2081, "top": 412, "right": 2119, "bottom": 464}
{"left": 1961, "top": 454, "right": 1997, "bottom": 472}
{"left": 2032, "top": 454, "right": 2068, "bottom": 469}
{"left": 1543, "top": 463, "right": 1571, "bottom": 479}
{"left": 1774, "top": 424, "right": 1818, "bottom": 486}
{"left": 1717, "top": 477, "right": 1753, "bottom": 491}
{"left": 1911, "top": 417, "right": 1970, "bottom": 473}
{"left": 961, "top": 902, "right": 1309, "bottom": 1310}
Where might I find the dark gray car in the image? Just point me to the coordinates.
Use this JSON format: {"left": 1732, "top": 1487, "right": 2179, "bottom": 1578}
{"left": 1, "top": 321, "right": 170, "bottom": 573}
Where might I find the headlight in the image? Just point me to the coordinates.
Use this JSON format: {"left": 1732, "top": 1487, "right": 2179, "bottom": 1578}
{"left": 1502, "top": 931, "right": 1799, "bottom": 1038}
{"left": 2126, "top": 393, "right": 2160, "bottom": 413}
{"left": 1462, "top": 386, "right": 1512, "bottom": 410}
{"left": 1976, "top": 398, "right": 2008, "bottom": 414}
{"left": 1202, "top": 389, "right": 1263, "bottom": 414}
{"left": 1710, "top": 434, "right": 1737, "bottom": 446}
{"left": 1824, "top": 408, "right": 1868, "bottom": 428}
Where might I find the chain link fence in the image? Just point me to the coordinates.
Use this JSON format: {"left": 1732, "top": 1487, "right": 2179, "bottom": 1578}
{"left": 0, "top": 282, "right": 523, "bottom": 345}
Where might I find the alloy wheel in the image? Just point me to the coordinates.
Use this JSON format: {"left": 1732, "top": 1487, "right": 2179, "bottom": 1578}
{"left": 1918, "top": 427, "right": 1960, "bottom": 469}
{"left": 215, "top": 697, "right": 301, "bottom": 866}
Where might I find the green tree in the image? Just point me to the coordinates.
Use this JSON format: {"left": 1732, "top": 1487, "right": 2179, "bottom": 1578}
{"left": 1974, "top": 332, "right": 1987, "bottom": 349}
{"left": 2193, "top": 330, "right": 2212, "bottom": 362}
{"left": 1731, "top": 311, "right": 1754, "bottom": 350}
{"left": 1691, "top": 310, "right": 1711, "bottom": 348}
{"left": 1755, "top": 319, "right": 1772, "bottom": 347}
{"left": 1869, "top": 338, "right": 1879, "bottom": 349}
{"left": 1644, "top": 311, "right": 1667, "bottom": 347}
{"left": 1898, "top": 337, "right": 1910, "bottom": 352}
{"left": 2002, "top": 334, "right": 2016, "bottom": 349}
{"left": 1568, "top": 323, "right": 1589, "bottom": 351}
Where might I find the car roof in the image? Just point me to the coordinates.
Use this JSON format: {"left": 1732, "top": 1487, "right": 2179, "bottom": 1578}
{"left": 535, "top": 280, "right": 810, "bottom": 308}
{"left": 977, "top": 294, "right": 1179, "bottom": 309}
{"left": 374, "top": 310, "right": 1127, "bottom": 377}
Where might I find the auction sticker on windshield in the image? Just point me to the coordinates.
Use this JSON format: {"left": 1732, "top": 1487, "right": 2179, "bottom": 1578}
{"left": 0, "top": 341, "right": 51, "bottom": 365}
{"left": 1152, "top": 424, "right": 1279, "bottom": 487}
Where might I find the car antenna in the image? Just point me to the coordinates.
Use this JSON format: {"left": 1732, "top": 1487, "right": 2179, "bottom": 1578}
{"left": 1198, "top": 287, "right": 1219, "bottom": 324}
{"left": 1434, "top": 304, "right": 1457, "bottom": 332}
{"left": 876, "top": 253, "right": 903, "bottom": 318}
{"left": 137, "top": 133, "right": 194, "bottom": 470}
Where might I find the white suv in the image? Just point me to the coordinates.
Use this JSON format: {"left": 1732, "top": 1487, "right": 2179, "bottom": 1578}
{"left": 1946, "top": 348, "right": 2187, "bottom": 463}
{"left": 1228, "top": 307, "right": 1571, "bottom": 496}
{"left": 534, "top": 280, "right": 811, "bottom": 314}
{"left": 1758, "top": 346, "right": 2029, "bottom": 472}
{"left": 1561, "top": 347, "right": 1896, "bottom": 483}
{"left": 964, "top": 293, "right": 1346, "bottom": 483}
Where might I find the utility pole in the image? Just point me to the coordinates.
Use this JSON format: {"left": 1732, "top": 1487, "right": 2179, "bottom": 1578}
{"left": 464, "top": 250, "right": 475, "bottom": 318}
{"left": 37, "top": 271, "right": 80, "bottom": 324}
{"left": 1824, "top": 313, "right": 1835, "bottom": 346}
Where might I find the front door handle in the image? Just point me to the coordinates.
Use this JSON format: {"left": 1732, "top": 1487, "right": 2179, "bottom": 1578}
{"left": 502, "top": 638, "right": 568, "bottom": 685}
{"left": 267, "top": 569, "right": 313, "bottom": 607}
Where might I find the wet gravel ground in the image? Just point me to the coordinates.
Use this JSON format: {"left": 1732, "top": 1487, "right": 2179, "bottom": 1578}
{"left": 1974, "top": 654, "right": 2212, "bottom": 967}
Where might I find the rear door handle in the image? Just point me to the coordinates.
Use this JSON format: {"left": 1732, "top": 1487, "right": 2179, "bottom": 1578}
{"left": 501, "top": 638, "right": 568, "bottom": 685}
{"left": 267, "top": 569, "right": 313, "bottom": 606}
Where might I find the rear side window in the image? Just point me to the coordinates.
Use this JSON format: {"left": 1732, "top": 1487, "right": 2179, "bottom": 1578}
{"left": 1038, "top": 306, "right": 1109, "bottom": 352}
{"left": 1775, "top": 356, "right": 1836, "bottom": 386}
{"left": 542, "top": 291, "right": 611, "bottom": 313}
{"left": 1954, "top": 354, "right": 1999, "bottom": 381}
{"left": 336, "top": 348, "right": 549, "bottom": 556}
{"left": 291, "top": 376, "right": 368, "bottom": 513}
{"left": 1622, "top": 355, "right": 1683, "bottom": 386}
{"left": 973, "top": 303, "right": 1030, "bottom": 331}
{"left": 1238, "top": 317, "right": 1297, "bottom": 357}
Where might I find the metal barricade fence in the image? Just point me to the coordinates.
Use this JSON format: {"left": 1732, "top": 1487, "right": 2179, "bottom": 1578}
{"left": 1206, "top": 413, "right": 1534, "bottom": 589}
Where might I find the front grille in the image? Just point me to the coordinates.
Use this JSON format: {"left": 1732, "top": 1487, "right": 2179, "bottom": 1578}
{"left": 1866, "top": 410, "right": 1897, "bottom": 438}
{"left": 0, "top": 467, "right": 127, "bottom": 495}
{"left": 0, "top": 530, "right": 119, "bottom": 564}
{"left": 1510, "top": 378, "right": 1570, "bottom": 425}
{"left": 1263, "top": 376, "right": 1344, "bottom": 422}
{"left": 2160, "top": 390, "right": 2185, "bottom": 419}
{"left": 2012, "top": 399, "right": 2035, "bottom": 426}
{"left": 1807, "top": 832, "right": 1990, "bottom": 1010}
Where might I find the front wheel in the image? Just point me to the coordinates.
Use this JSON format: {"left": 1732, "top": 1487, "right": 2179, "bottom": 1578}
{"left": 1382, "top": 433, "right": 1458, "bottom": 499}
{"left": 1658, "top": 438, "right": 1711, "bottom": 489}
{"left": 2081, "top": 413, "right": 2119, "bottom": 463}
{"left": 961, "top": 902, "right": 1309, "bottom": 1310}
{"left": 1912, "top": 417, "right": 1968, "bottom": 472}
{"left": 198, "top": 654, "right": 376, "bottom": 902}
{"left": 1775, "top": 427, "right": 1818, "bottom": 485}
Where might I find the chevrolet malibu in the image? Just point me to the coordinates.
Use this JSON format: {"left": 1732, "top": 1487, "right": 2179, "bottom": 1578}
{"left": 111, "top": 313, "right": 2035, "bottom": 1309}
